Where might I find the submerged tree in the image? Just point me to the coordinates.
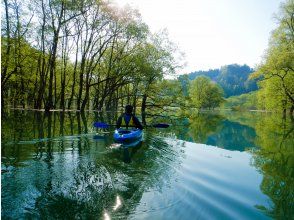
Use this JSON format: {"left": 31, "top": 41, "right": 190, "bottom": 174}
{"left": 1, "top": 0, "right": 181, "bottom": 113}
{"left": 252, "top": 0, "right": 294, "bottom": 115}
{"left": 189, "top": 76, "right": 224, "bottom": 110}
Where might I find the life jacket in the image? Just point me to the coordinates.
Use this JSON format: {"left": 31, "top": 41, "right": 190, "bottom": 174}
{"left": 121, "top": 115, "right": 135, "bottom": 128}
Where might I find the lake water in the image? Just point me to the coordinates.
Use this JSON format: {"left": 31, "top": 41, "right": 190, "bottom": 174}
{"left": 1, "top": 110, "right": 293, "bottom": 219}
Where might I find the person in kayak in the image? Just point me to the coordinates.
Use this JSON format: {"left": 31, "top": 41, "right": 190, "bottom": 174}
{"left": 116, "top": 105, "right": 143, "bottom": 130}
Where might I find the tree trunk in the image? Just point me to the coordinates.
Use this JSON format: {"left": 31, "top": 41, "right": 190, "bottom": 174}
{"left": 132, "top": 86, "right": 138, "bottom": 115}
{"left": 97, "top": 96, "right": 106, "bottom": 111}
{"left": 45, "top": 1, "right": 65, "bottom": 112}
{"left": 60, "top": 82, "right": 65, "bottom": 110}
{"left": 141, "top": 94, "right": 147, "bottom": 126}
{"left": 45, "top": 34, "right": 59, "bottom": 112}
{"left": 290, "top": 105, "right": 294, "bottom": 121}
{"left": 1, "top": 0, "right": 11, "bottom": 94}
{"left": 81, "top": 83, "right": 89, "bottom": 111}
{"left": 60, "top": 33, "right": 68, "bottom": 111}
{"left": 68, "top": 37, "right": 79, "bottom": 109}
{"left": 35, "top": 0, "right": 47, "bottom": 109}
{"left": 77, "top": 58, "right": 86, "bottom": 110}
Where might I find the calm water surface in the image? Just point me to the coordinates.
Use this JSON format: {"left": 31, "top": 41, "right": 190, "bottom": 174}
{"left": 1, "top": 110, "right": 293, "bottom": 219}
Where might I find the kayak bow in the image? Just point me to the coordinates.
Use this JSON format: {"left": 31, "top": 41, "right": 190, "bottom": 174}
{"left": 114, "top": 128, "right": 143, "bottom": 143}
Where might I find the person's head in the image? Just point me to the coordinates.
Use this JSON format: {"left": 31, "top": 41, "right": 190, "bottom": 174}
{"left": 125, "top": 105, "right": 133, "bottom": 114}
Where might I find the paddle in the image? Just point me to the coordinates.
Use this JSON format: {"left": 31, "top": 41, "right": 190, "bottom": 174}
{"left": 93, "top": 122, "right": 110, "bottom": 128}
{"left": 93, "top": 122, "right": 169, "bottom": 129}
{"left": 152, "top": 123, "right": 170, "bottom": 128}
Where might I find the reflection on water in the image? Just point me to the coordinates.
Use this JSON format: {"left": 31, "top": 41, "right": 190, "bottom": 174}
{"left": 251, "top": 115, "right": 294, "bottom": 219}
{"left": 1, "top": 110, "right": 293, "bottom": 219}
{"left": 185, "top": 113, "right": 257, "bottom": 151}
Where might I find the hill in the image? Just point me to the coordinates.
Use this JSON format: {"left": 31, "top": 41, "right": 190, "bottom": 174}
{"left": 179, "top": 64, "right": 258, "bottom": 97}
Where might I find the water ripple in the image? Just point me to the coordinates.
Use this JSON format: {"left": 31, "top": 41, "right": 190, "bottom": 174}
{"left": 128, "top": 140, "right": 272, "bottom": 220}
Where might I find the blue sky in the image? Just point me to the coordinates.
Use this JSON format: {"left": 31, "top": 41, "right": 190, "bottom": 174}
{"left": 114, "top": 0, "right": 283, "bottom": 73}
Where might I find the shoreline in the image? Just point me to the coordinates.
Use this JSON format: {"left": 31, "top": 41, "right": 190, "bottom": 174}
{"left": 5, "top": 107, "right": 281, "bottom": 114}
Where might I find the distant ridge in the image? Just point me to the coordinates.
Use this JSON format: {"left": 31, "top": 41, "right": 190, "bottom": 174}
{"left": 178, "top": 64, "right": 258, "bottom": 97}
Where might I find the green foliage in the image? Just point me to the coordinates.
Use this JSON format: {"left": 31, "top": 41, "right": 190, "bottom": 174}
{"left": 223, "top": 91, "right": 258, "bottom": 111}
{"left": 189, "top": 76, "right": 224, "bottom": 109}
{"left": 188, "top": 113, "right": 224, "bottom": 143}
{"left": 218, "top": 110, "right": 294, "bottom": 218}
{"left": 256, "top": 78, "right": 291, "bottom": 111}
{"left": 1, "top": 37, "right": 40, "bottom": 102}
{"left": 1, "top": 0, "right": 182, "bottom": 112}
{"left": 180, "top": 64, "right": 257, "bottom": 98}
{"left": 145, "top": 79, "right": 184, "bottom": 113}
{"left": 252, "top": 0, "right": 294, "bottom": 113}
{"left": 218, "top": 64, "right": 257, "bottom": 97}
{"left": 252, "top": 114, "right": 294, "bottom": 219}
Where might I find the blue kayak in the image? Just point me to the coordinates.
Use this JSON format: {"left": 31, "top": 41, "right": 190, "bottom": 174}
{"left": 114, "top": 128, "right": 143, "bottom": 143}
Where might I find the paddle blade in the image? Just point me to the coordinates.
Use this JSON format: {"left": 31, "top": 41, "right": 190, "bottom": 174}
{"left": 153, "top": 123, "right": 169, "bottom": 128}
{"left": 93, "top": 122, "right": 109, "bottom": 128}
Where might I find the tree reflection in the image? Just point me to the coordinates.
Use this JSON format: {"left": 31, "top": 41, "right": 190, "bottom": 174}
{"left": 184, "top": 112, "right": 258, "bottom": 151}
{"left": 6, "top": 110, "right": 293, "bottom": 219}
{"left": 252, "top": 116, "right": 294, "bottom": 219}
{"left": 28, "top": 132, "right": 182, "bottom": 219}
{"left": 1, "top": 110, "right": 183, "bottom": 219}
{"left": 188, "top": 113, "right": 224, "bottom": 143}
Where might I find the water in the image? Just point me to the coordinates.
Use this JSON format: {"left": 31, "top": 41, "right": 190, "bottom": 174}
{"left": 1, "top": 110, "right": 293, "bottom": 219}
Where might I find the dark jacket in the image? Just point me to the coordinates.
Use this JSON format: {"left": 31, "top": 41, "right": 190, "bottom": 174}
{"left": 116, "top": 113, "right": 143, "bottom": 130}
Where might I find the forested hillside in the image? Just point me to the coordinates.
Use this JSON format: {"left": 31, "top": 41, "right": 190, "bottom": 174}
{"left": 179, "top": 64, "right": 258, "bottom": 97}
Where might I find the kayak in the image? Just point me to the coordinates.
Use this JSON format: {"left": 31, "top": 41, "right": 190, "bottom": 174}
{"left": 114, "top": 128, "right": 143, "bottom": 143}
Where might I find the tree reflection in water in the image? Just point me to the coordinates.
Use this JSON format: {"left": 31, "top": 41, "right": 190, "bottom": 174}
{"left": 1, "top": 110, "right": 184, "bottom": 219}
{"left": 251, "top": 115, "right": 294, "bottom": 219}
{"left": 2, "top": 110, "right": 293, "bottom": 219}
{"left": 174, "top": 111, "right": 294, "bottom": 218}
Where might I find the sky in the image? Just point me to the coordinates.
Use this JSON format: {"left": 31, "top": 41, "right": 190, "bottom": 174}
{"left": 113, "top": 0, "right": 283, "bottom": 74}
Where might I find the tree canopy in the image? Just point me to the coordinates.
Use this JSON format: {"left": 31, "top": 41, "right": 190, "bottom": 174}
{"left": 252, "top": 0, "right": 294, "bottom": 114}
{"left": 1, "top": 0, "right": 182, "bottom": 115}
{"left": 189, "top": 76, "right": 224, "bottom": 110}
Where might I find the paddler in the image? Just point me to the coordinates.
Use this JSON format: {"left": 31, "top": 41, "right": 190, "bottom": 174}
{"left": 116, "top": 105, "right": 143, "bottom": 130}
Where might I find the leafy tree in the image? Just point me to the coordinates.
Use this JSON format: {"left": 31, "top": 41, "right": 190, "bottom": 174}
{"left": 1, "top": 0, "right": 181, "bottom": 114}
{"left": 189, "top": 76, "right": 224, "bottom": 109}
{"left": 131, "top": 31, "right": 180, "bottom": 124}
{"left": 252, "top": 0, "right": 294, "bottom": 115}
{"left": 140, "top": 79, "right": 184, "bottom": 119}
{"left": 1, "top": 0, "right": 37, "bottom": 108}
